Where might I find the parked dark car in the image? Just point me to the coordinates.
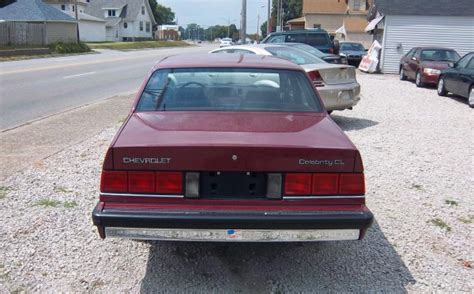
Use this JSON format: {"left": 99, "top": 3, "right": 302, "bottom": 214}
{"left": 261, "top": 29, "right": 338, "bottom": 54}
{"left": 274, "top": 42, "right": 347, "bottom": 64}
{"left": 437, "top": 52, "right": 474, "bottom": 108}
{"left": 339, "top": 42, "right": 366, "bottom": 66}
{"left": 400, "top": 47, "right": 461, "bottom": 87}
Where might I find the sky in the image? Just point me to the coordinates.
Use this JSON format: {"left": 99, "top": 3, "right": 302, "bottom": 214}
{"left": 157, "top": 0, "right": 271, "bottom": 34}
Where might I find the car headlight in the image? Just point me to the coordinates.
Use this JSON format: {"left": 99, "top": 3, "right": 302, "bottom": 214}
{"left": 340, "top": 53, "right": 347, "bottom": 57}
{"left": 423, "top": 68, "right": 441, "bottom": 75}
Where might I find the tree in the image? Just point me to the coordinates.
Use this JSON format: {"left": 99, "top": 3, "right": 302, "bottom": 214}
{"left": 260, "top": 21, "right": 268, "bottom": 39}
{"left": 148, "top": 0, "right": 175, "bottom": 25}
{"left": 271, "top": 0, "right": 302, "bottom": 30}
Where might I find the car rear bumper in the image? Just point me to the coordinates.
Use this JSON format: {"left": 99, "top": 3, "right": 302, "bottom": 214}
{"left": 92, "top": 202, "right": 374, "bottom": 242}
{"left": 318, "top": 82, "right": 361, "bottom": 111}
{"left": 346, "top": 57, "right": 363, "bottom": 66}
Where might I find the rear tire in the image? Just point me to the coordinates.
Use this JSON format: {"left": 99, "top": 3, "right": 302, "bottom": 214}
{"left": 415, "top": 71, "right": 424, "bottom": 87}
{"left": 399, "top": 68, "right": 407, "bottom": 80}
{"left": 469, "top": 86, "right": 474, "bottom": 108}
{"left": 437, "top": 77, "right": 448, "bottom": 96}
{"left": 327, "top": 110, "right": 333, "bottom": 115}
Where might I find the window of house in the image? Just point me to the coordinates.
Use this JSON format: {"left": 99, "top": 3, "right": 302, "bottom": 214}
{"left": 141, "top": 6, "right": 145, "bottom": 15}
{"left": 61, "top": 4, "right": 66, "bottom": 10}
{"left": 353, "top": 0, "right": 361, "bottom": 10}
{"left": 140, "top": 21, "right": 144, "bottom": 31}
{"left": 108, "top": 10, "right": 116, "bottom": 17}
{"left": 146, "top": 22, "right": 151, "bottom": 32}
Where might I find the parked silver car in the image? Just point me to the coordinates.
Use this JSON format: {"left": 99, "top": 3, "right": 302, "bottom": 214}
{"left": 210, "top": 44, "right": 360, "bottom": 112}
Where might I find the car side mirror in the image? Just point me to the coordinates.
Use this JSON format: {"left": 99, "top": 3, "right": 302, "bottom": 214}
{"left": 365, "top": 49, "right": 368, "bottom": 52}
{"left": 448, "top": 62, "right": 454, "bottom": 68}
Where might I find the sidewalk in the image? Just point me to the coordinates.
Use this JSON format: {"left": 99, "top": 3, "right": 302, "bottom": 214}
{"left": 0, "top": 94, "right": 133, "bottom": 181}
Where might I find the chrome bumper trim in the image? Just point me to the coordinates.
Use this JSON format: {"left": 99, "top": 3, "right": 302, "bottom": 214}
{"left": 101, "top": 193, "right": 363, "bottom": 200}
{"left": 105, "top": 227, "right": 360, "bottom": 242}
{"left": 282, "top": 196, "right": 365, "bottom": 200}
{"left": 100, "top": 192, "right": 184, "bottom": 198}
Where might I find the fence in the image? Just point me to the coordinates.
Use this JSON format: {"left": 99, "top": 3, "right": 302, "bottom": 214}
{"left": 0, "top": 22, "right": 46, "bottom": 46}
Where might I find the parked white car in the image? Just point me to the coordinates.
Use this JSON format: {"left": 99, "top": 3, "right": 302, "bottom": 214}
{"left": 210, "top": 45, "right": 360, "bottom": 112}
{"left": 219, "top": 38, "right": 234, "bottom": 48}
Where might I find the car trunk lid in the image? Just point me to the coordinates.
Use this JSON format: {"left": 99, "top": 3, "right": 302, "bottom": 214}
{"left": 112, "top": 112, "right": 357, "bottom": 173}
{"left": 302, "top": 64, "right": 356, "bottom": 85}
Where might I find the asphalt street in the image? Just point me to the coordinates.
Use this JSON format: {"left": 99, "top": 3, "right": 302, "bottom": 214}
{"left": 0, "top": 44, "right": 216, "bottom": 130}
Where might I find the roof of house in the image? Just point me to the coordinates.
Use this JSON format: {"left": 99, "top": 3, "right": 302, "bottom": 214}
{"left": 287, "top": 16, "right": 306, "bottom": 24}
{"left": 85, "top": 0, "right": 156, "bottom": 24}
{"left": 371, "top": 0, "right": 474, "bottom": 17}
{"left": 0, "top": 0, "right": 76, "bottom": 22}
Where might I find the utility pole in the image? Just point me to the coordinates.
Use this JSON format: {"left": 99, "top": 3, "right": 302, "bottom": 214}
{"left": 267, "top": 0, "right": 271, "bottom": 35}
{"left": 256, "top": 13, "right": 260, "bottom": 41}
{"left": 240, "top": 0, "right": 247, "bottom": 43}
{"left": 74, "top": 0, "right": 80, "bottom": 42}
{"left": 276, "top": 0, "right": 280, "bottom": 32}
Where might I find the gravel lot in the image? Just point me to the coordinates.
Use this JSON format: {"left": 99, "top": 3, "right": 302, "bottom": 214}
{"left": 0, "top": 73, "right": 472, "bottom": 292}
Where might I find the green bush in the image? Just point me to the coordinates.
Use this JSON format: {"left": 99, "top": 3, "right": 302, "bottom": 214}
{"left": 49, "top": 41, "right": 91, "bottom": 54}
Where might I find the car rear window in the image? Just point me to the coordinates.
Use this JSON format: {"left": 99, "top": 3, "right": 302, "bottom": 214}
{"left": 340, "top": 43, "right": 365, "bottom": 51}
{"left": 420, "top": 49, "right": 460, "bottom": 62}
{"left": 265, "top": 46, "right": 325, "bottom": 65}
{"left": 306, "top": 33, "right": 330, "bottom": 47}
{"left": 136, "top": 68, "right": 322, "bottom": 113}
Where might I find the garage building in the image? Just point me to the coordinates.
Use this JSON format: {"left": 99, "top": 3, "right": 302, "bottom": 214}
{"left": 366, "top": 0, "right": 474, "bottom": 74}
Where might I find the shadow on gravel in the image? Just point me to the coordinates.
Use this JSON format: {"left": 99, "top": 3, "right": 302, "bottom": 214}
{"left": 140, "top": 221, "right": 415, "bottom": 293}
{"left": 331, "top": 115, "right": 379, "bottom": 131}
{"left": 443, "top": 93, "right": 469, "bottom": 106}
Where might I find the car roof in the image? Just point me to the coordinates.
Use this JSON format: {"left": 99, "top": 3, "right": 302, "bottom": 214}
{"left": 154, "top": 53, "right": 303, "bottom": 71}
{"left": 269, "top": 29, "right": 328, "bottom": 35}
{"left": 210, "top": 44, "right": 287, "bottom": 54}
{"left": 414, "top": 47, "right": 457, "bottom": 50}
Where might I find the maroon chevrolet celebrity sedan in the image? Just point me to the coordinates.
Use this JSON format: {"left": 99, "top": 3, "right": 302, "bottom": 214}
{"left": 92, "top": 54, "right": 373, "bottom": 242}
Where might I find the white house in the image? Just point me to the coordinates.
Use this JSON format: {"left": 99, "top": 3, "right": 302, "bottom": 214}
{"left": 85, "top": 0, "right": 157, "bottom": 41}
{"left": 45, "top": 0, "right": 106, "bottom": 42}
{"left": 366, "top": 0, "right": 474, "bottom": 74}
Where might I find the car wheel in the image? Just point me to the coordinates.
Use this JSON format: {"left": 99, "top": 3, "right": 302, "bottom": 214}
{"left": 399, "top": 68, "right": 407, "bottom": 80}
{"left": 415, "top": 71, "right": 424, "bottom": 87}
{"left": 327, "top": 110, "right": 333, "bottom": 115}
{"left": 469, "top": 86, "right": 474, "bottom": 108}
{"left": 437, "top": 77, "right": 448, "bottom": 96}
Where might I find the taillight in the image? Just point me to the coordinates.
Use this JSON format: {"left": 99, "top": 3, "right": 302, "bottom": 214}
{"left": 100, "top": 171, "right": 183, "bottom": 194}
{"left": 156, "top": 172, "right": 183, "bottom": 194}
{"left": 101, "top": 171, "right": 127, "bottom": 193}
{"left": 128, "top": 171, "right": 155, "bottom": 193}
{"left": 284, "top": 173, "right": 364, "bottom": 196}
{"left": 284, "top": 173, "right": 312, "bottom": 195}
{"left": 312, "top": 173, "right": 339, "bottom": 195}
{"left": 308, "top": 70, "right": 325, "bottom": 87}
{"left": 340, "top": 173, "right": 365, "bottom": 195}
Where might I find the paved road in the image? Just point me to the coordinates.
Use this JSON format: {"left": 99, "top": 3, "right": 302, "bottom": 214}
{"left": 0, "top": 44, "right": 216, "bottom": 130}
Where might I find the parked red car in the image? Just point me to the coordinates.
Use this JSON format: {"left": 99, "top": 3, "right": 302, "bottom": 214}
{"left": 92, "top": 54, "right": 373, "bottom": 242}
{"left": 400, "top": 47, "right": 460, "bottom": 87}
